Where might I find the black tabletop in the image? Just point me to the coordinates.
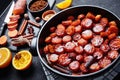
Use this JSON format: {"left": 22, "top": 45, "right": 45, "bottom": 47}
{"left": 0, "top": 0, "right": 120, "bottom": 80}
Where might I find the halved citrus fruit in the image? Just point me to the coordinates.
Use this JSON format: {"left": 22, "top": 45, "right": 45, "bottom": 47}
{"left": 0, "top": 47, "right": 12, "bottom": 68}
{"left": 12, "top": 50, "right": 32, "bottom": 70}
{"left": 56, "top": 0, "right": 73, "bottom": 10}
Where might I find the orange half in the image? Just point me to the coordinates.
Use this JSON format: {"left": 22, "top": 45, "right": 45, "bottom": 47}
{"left": 12, "top": 50, "right": 32, "bottom": 70}
{"left": 0, "top": 47, "right": 12, "bottom": 68}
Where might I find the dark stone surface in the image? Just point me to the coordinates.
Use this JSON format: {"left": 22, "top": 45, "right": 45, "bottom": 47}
{"left": 0, "top": 57, "right": 47, "bottom": 80}
{"left": 54, "top": 0, "right": 120, "bottom": 19}
{"left": 0, "top": 0, "right": 120, "bottom": 80}
{"left": 0, "top": 0, "right": 11, "bottom": 15}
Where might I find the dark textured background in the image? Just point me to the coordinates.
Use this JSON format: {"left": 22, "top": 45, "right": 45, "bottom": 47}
{"left": 0, "top": 0, "right": 120, "bottom": 80}
{"left": 54, "top": 0, "right": 120, "bottom": 19}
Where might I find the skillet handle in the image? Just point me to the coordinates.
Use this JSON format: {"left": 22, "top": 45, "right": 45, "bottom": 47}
{"left": 40, "top": 61, "right": 55, "bottom": 80}
{"left": 30, "top": 36, "right": 38, "bottom": 56}
{"left": 119, "top": 56, "right": 120, "bottom": 60}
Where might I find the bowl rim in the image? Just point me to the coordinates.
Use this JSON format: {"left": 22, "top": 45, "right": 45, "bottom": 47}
{"left": 37, "top": 5, "right": 120, "bottom": 77}
{"left": 42, "top": 10, "right": 56, "bottom": 21}
{"left": 27, "top": 0, "right": 49, "bottom": 13}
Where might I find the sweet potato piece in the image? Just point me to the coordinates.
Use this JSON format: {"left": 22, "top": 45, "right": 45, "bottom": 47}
{"left": 48, "top": 44, "right": 55, "bottom": 53}
{"left": 9, "top": 15, "right": 20, "bottom": 21}
{"left": 50, "top": 33, "right": 57, "bottom": 38}
{"left": 78, "top": 14, "right": 85, "bottom": 20}
{"left": 100, "top": 18, "right": 108, "bottom": 27}
{"left": 62, "top": 20, "right": 72, "bottom": 26}
{"left": 107, "top": 25, "right": 118, "bottom": 34}
{"left": 66, "top": 26, "right": 75, "bottom": 36}
{"left": 12, "top": 0, "right": 26, "bottom": 15}
{"left": 100, "top": 32, "right": 108, "bottom": 37}
{"left": 109, "top": 21, "right": 117, "bottom": 26}
{"left": 108, "top": 33, "right": 116, "bottom": 40}
{"left": 8, "top": 29, "right": 18, "bottom": 38}
{"left": 45, "top": 36, "right": 52, "bottom": 43}
{"left": 95, "top": 15, "right": 102, "bottom": 22}
{"left": 7, "top": 24, "right": 18, "bottom": 31}
{"left": 7, "top": 20, "right": 18, "bottom": 26}
{"left": 86, "top": 12, "right": 95, "bottom": 19}
{"left": 67, "top": 16, "right": 75, "bottom": 21}
{"left": 0, "top": 35, "right": 7, "bottom": 46}
{"left": 71, "top": 19, "right": 81, "bottom": 26}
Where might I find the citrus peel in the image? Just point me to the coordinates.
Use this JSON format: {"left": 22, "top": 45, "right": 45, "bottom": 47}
{"left": 12, "top": 50, "right": 32, "bottom": 70}
{"left": 56, "top": 0, "right": 73, "bottom": 10}
{"left": 0, "top": 47, "right": 12, "bottom": 68}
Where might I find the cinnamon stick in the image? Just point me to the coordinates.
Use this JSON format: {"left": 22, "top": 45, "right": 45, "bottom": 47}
{"left": 25, "top": 35, "right": 34, "bottom": 40}
{"left": 28, "top": 20, "right": 41, "bottom": 27}
{"left": 12, "top": 34, "right": 34, "bottom": 40}
{"left": 23, "top": 33, "right": 34, "bottom": 38}
{"left": 85, "top": 56, "right": 97, "bottom": 68}
{"left": 18, "top": 19, "right": 28, "bottom": 35}
{"left": 52, "top": 65, "right": 72, "bottom": 74}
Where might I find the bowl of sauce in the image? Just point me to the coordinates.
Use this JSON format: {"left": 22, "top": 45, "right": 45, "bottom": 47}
{"left": 42, "top": 10, "right": 56, "bottom": 21}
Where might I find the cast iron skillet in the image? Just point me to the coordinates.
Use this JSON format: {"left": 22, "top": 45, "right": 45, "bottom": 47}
{"left": 37, "top": 5, "right": 120, "bottom": 78}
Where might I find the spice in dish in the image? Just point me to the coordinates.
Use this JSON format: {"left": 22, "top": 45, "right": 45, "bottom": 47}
{"left": 29, "top": 0, "right": 48, "bottom": 12}
{"left": 42, "top": 10, "right": 56, "bottom": 21}
{"left": 44, "top": 14, "right": 54, "bottom": 20}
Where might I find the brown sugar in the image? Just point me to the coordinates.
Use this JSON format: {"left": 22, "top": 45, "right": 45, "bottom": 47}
{"left": 30, "top": 0, "right": 48, "bottom": 11}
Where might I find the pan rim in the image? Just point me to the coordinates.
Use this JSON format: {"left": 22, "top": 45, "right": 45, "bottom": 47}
{"left": 37, "top": 5, "right": 120, "bottom": 78}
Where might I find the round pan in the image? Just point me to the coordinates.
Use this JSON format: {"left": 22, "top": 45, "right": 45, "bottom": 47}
{"left": 37, "top": 5, "right": 120, "bottom": 78}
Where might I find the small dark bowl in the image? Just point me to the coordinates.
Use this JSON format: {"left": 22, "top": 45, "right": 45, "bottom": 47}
{"left": 27, "top": 0, "right": 50, "bottom": 17}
